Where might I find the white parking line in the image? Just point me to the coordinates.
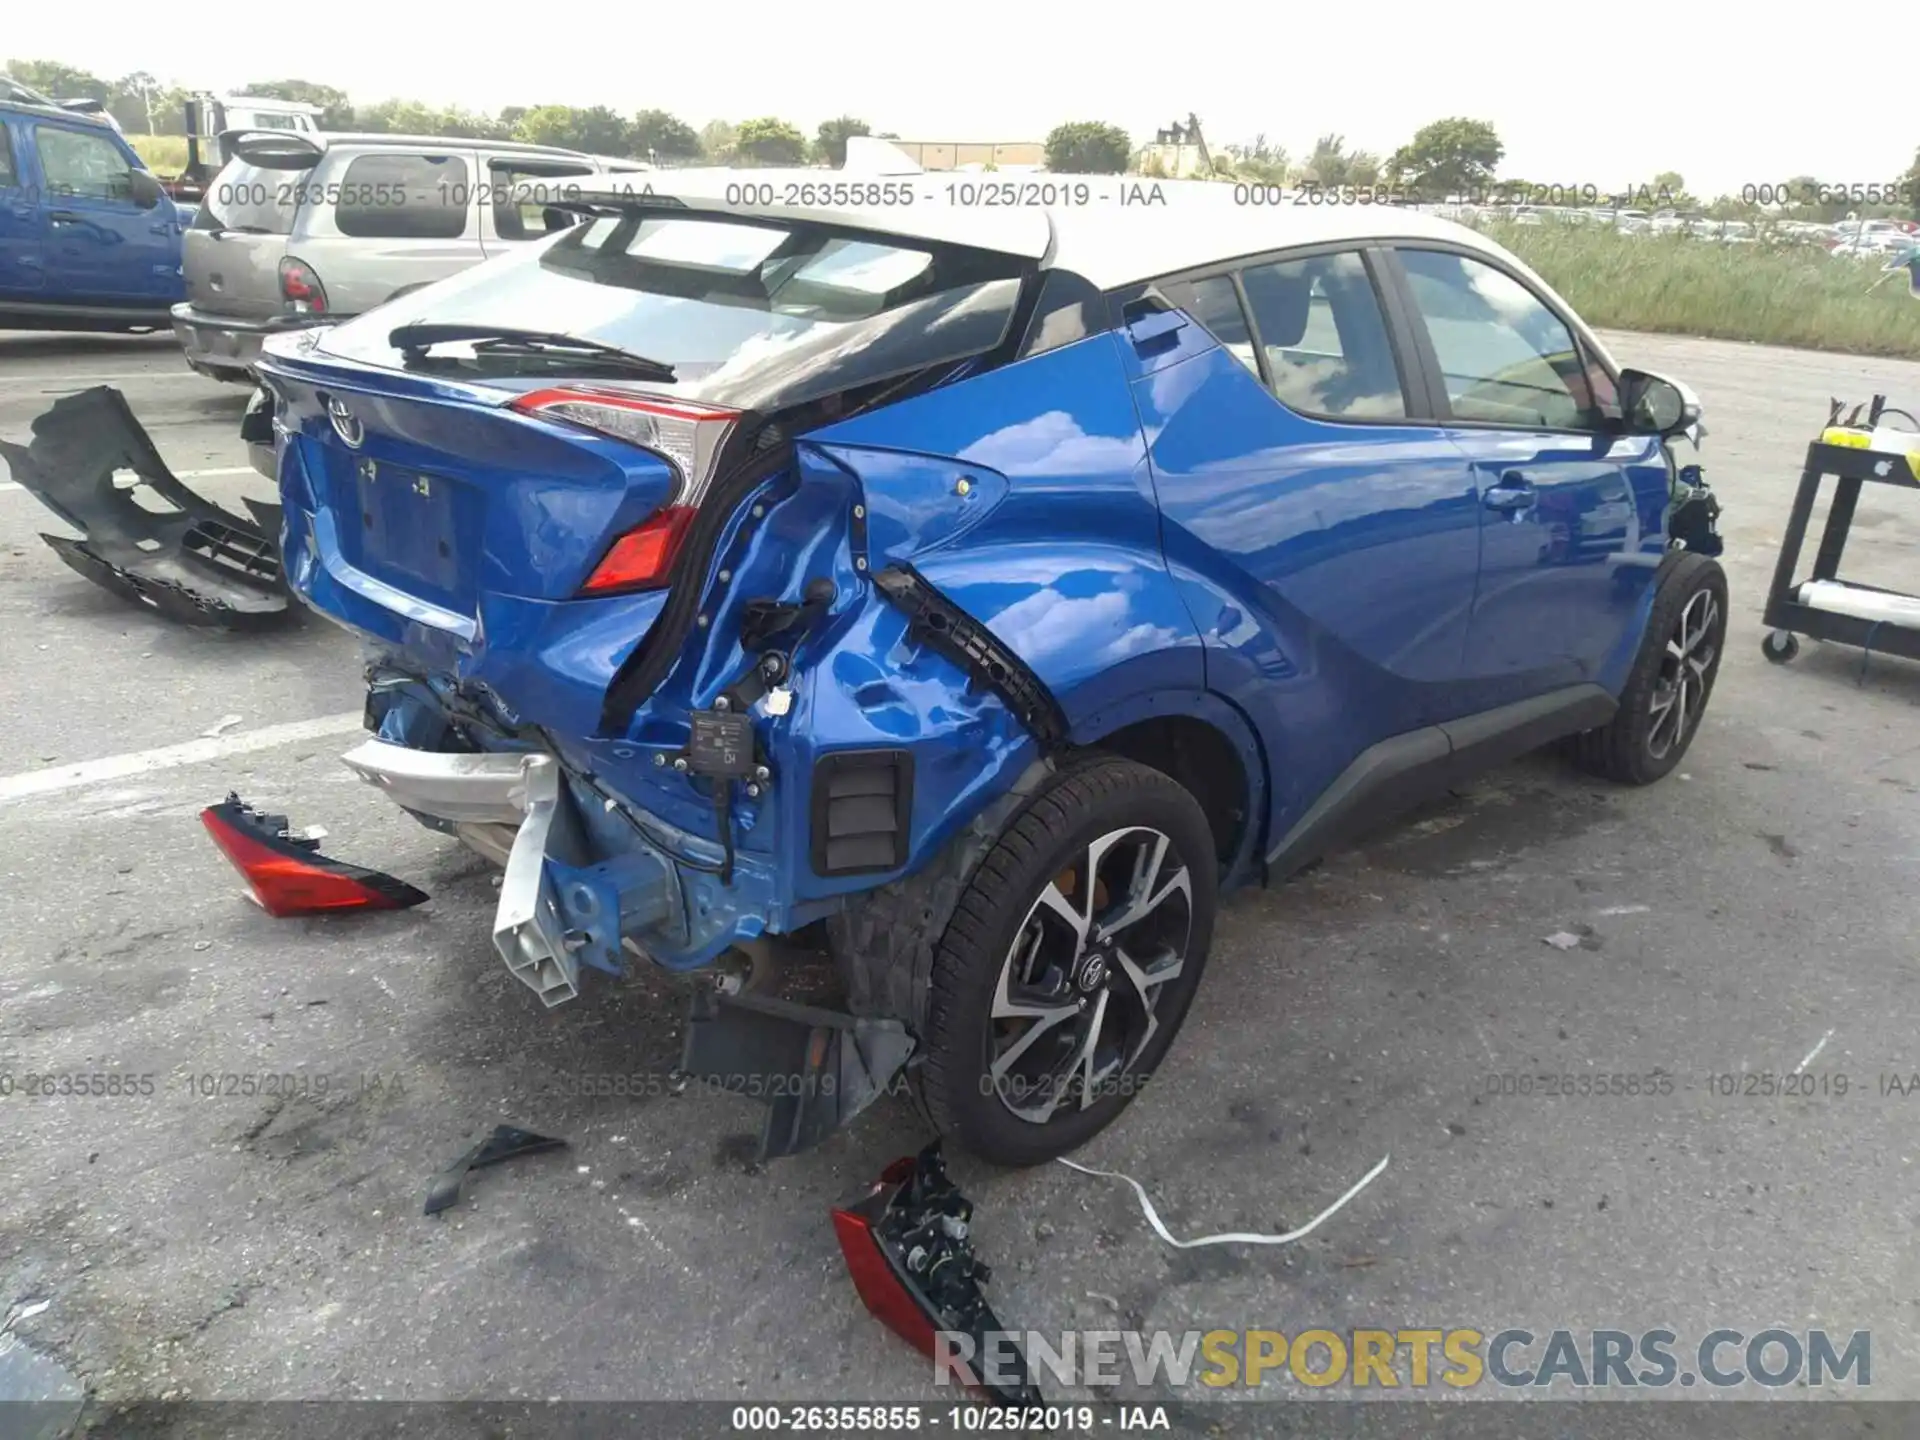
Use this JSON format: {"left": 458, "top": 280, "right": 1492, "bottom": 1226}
{"left": 0, "top": 712, "right": 364, "bottom": 807}
{"left": 0, "top": 466, "right": 256, "bottom": 494}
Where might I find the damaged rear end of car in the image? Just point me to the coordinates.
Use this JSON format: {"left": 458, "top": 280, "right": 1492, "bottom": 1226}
{"left": 252, "top": 198, "right": 1065, "bottom": 1110}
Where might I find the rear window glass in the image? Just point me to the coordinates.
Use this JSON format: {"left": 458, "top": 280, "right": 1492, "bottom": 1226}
{"left": 196, "top": 158, "right": 303, "bottom": 235}
{"left": 334, "top": 153, "right": 470, "bottom": 240}
{"left": 319, "top": 210, "right": 1033, "bottom": 414}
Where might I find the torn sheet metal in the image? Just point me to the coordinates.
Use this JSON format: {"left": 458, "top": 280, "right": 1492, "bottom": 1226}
{"left": 0, "top": 386, "right": 292, "bottom": 630}
{"left": 832, "top": 1142, "right": 1040, "bottom": 1406}
{"left": 423, "top": 1125, "right": 568, "bottom": 1215}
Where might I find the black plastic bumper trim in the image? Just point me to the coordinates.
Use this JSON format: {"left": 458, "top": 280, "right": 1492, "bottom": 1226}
{"left": 871, "top": 563, "right": 1069, "bottom": 752}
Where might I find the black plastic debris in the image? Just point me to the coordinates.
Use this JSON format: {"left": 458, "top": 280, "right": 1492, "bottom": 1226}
{"left": 201, "top": 793, "right": 429, "bottom": 916}
{"left": 0, "top": 385, "right": 292, "bottom": 629}
{"left": 832, "top": 1141, "right": 1040, "bottom": 1406}
{"left": 424, "top": 1125, "right": 569, "bottom": 1215}
{"left": 680, "top": 988, "right": 914, "bottom": 1161}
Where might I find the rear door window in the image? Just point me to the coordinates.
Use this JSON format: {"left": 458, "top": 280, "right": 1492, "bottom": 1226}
{"left": 1158, "top": 275, "right": 1259, "bottom": 376}
{"left": 1236, "top": 252, "right": 1407, "bottom": 420}
{"left": 195, "top": 158, "right": 304, "bottom": 234}
{"left": 334, "top": 152, "right": 471, "bottom": 239}
{"left": 0, "top": 123, "right": 15, "bottom": 187}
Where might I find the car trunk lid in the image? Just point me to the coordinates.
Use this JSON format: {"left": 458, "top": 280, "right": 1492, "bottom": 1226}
{"left": 267, "top": 366, "right": 685, "bottom": 619}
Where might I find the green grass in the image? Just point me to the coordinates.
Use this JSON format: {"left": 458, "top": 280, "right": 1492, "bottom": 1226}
{"left": 1478, "top": 220, "right": 1920, "bottom": 360}
{"left": 128, "top": 134, "right": 189, "bottom": 174}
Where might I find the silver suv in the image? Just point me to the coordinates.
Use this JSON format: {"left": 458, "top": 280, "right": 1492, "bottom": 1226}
{"left": 172, "top": 131, "right": 646, "bottom": 381}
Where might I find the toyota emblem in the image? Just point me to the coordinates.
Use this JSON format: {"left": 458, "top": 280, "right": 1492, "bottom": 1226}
{"left": 327, "top": 396, "right": 364, "bottom": 448}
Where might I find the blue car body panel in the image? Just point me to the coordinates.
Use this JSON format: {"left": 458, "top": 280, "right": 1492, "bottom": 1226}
{"left": 1122, "top": 334, "right": 1487, "bottom": 847}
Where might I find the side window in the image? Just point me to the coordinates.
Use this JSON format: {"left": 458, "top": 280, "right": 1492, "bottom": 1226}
{"left": 334, "top": 153, "right": 470, "bottom": 240}
{"left": 1398, "top": 249, "right": 1602, "bottom": 429}
{"left": 0, "top": 124, "right": 16, "bottom": 188}
{"left": 1157, "top": 274, "right": 1259, "bottom": 376}
{"left": 1237, "top": 251, "right": 1407, "bottom": 420}
{"left": 490, "top": 162, "right": 593, "bottom": 242}
{"left": 35, "top": 124, "right": 134, "bottom": 202}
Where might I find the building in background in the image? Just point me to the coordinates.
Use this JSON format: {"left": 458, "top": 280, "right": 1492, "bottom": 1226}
{"left": 1137, "top": 114, "right": 1214, "bottom": 178}
{"left": 882, "top": 140, "right": 1045, "bottom": 171}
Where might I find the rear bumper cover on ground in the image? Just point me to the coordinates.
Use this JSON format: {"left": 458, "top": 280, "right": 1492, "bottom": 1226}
{"left": 0, "top": 385, "right": 292, "bottom": 629}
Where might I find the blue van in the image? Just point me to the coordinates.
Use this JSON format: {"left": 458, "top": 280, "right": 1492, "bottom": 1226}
{"left": 0, "top": 98, "right": 187, "bottom": 332}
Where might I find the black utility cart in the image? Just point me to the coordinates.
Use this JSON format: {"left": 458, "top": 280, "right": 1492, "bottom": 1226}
{"left": 1761, "top": 399, "right": 1920, "bottom": 667}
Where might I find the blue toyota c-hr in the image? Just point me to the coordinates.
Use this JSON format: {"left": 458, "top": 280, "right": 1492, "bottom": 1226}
{"left": 252, "top": 182, "right": 1724, "bottom": 1165}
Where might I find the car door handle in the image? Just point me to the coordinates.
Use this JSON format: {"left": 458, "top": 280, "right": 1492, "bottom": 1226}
{"left": 48, "top": 210, "right": 82, "bottom": 225}
{"left": 1483, "top": 472, "right": 1537, "bottom": 511}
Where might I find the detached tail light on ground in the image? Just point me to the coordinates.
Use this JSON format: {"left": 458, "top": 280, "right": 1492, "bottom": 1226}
{"left": 201, "top": 793, "right": 427, "bottom": 916}
{"left": 507, "top": 387, "right": 739, "bottom": 595}
{"left": 831, "top": 1143, "right": 1040, "bottom": 1406}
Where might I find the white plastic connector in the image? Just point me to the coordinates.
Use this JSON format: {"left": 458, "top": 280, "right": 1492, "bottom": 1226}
{"left": 491, "top": 754, "right": 580, "bottom": 1007}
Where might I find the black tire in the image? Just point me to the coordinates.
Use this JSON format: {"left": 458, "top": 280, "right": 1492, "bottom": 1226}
{"left": 917, "top": 756, "right": 1218, "bottom": 1167}
{"left": 1570, "top": 553, "right": 1727, "bottom": 785}
{"left": 1761, "top": 629, "right": 1800, "bottom": 664}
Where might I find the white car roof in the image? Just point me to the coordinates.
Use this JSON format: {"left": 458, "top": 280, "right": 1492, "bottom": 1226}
{"left": 571, "top": 172, "right": 1507, "bottom": 290}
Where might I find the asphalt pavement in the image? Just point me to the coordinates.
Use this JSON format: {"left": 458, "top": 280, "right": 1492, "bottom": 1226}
{"left": 0, "top": 327, "right": 1916, "bottom": 1426}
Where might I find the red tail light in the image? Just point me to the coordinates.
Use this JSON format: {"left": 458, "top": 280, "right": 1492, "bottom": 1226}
{"left": 831, "top": 1200, "right": 942, "bottom": 1360}
{"left": 581, "top": 504, "right": 696, "bottom": 594}
{"left": 200, "top": 795, "right": 427, "bottom": 917}
{"left": 278, "top": 257, "right": 327, "bottom": 315}
{"left": 509, "top": 386, "right": 740, "bottom": 597}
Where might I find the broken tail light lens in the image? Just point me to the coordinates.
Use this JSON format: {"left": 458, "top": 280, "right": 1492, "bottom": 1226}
{"left": 201, "top": 794, "right": 427, "bottom": 916}
{"left": 831, "top": 1144, "right": 1040, "bottom": 1406}
{"left": 509, "top": 387, "right": 740, "bottom": 597}
{"left": 278, "top": 257, "right": 327, "bottom": 315}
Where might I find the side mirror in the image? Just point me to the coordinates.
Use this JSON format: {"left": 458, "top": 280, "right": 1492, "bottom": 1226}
{"left": 1616, "top": 368, "right": 1701, "bottom": 438}
{"left": 128, "top": 168, "right": 164, "bottom": 210}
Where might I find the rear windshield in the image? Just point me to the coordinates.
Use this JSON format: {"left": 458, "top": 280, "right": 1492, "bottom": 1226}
{"left": 195, "top": 158, "right": 303, "bottom": 235}
{"left": 315, "top": 209, "right": 1033, "bottom": 414}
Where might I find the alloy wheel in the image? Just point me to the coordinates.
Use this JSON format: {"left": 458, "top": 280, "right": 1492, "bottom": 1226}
{"left": 986, "top": 827, "right": 1194, "bottom": 1124}
{"left": 1648, "top": 588, "right": 1720, "bottom": 760}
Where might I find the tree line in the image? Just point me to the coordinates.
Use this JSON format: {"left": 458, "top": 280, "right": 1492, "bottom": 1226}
{"left": 7, "top": 60, "right": 1914, "bottom": 223}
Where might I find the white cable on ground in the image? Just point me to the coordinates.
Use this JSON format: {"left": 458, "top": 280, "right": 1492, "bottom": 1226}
{"left": 1055, "top": 1152, "right": 1391, "bottom": 1249}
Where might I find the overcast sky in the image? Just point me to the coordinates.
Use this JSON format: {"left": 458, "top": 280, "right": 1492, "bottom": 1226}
{"left": 5, "top": 2, "right": 1899, "bottom": 199}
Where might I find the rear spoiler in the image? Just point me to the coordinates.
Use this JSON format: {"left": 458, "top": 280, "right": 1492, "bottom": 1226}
{"left": 541, "top": 179, "right": 1056, "bottom": 265}
{"left": 219, "top": 129, "right": 324, "bottom": 171}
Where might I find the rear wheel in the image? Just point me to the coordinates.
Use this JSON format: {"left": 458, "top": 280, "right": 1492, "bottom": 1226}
{"left": 917, "top": 757, "right": 1217, "bottom": 1166}
{"left": 1570, "top": 553, "right": 1727, "bottom": 785}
